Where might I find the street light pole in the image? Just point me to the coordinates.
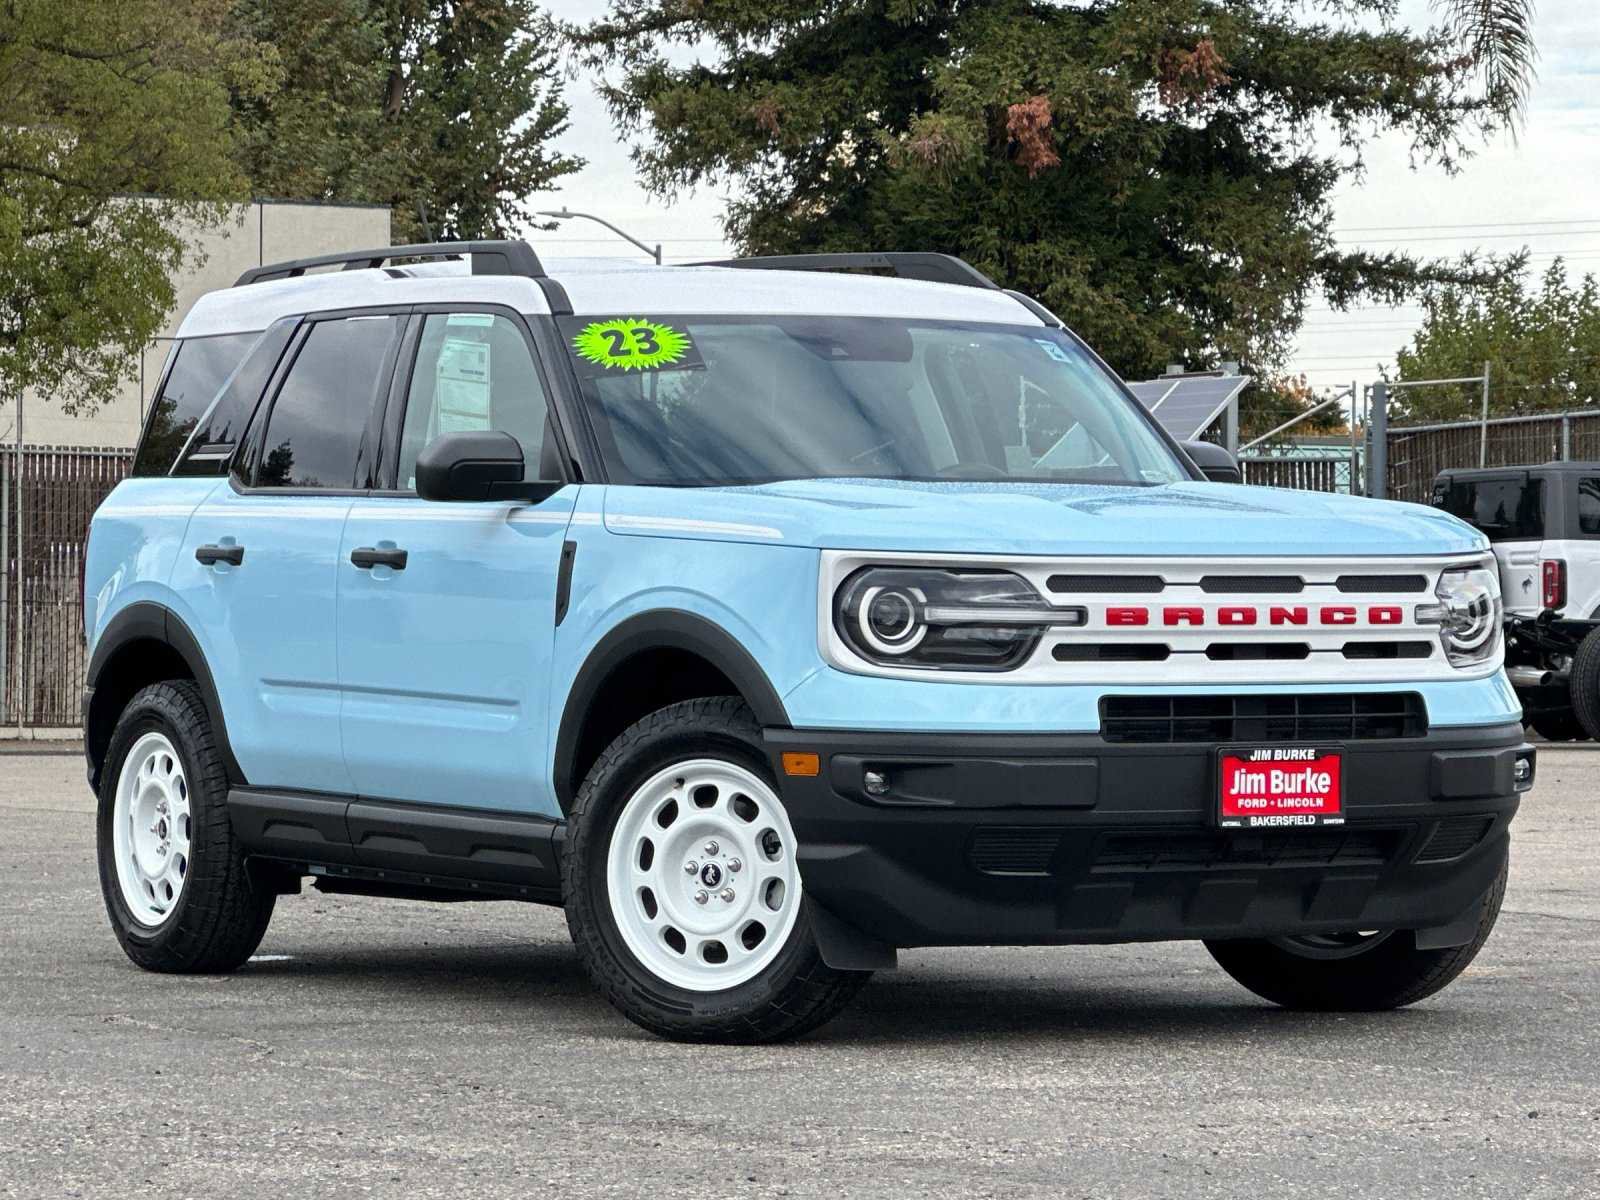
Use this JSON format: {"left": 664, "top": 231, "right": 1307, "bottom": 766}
{"left": 535, "top": 209, "right": 663, "bottom": 265}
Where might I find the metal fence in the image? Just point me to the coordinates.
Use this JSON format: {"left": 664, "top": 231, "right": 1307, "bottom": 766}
{"left": 1, "top": 445, "right": 134, "bottom": 730}
{"left": 1386, "top": 410, "right": 1600, "bottom": 504}
{"left": 1240, "top": 456, "right": 1351, "bottom": 493}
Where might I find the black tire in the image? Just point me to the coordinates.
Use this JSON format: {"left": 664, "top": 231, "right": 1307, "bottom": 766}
{"left": 563, "top": 697, "right": 870, "bottom": 1043}
{"left": 96, "top": 681, "right": 275, "bottom": 972}
{"left": 1528, "top": 710, "right": 1585, "bottom": 742}
{"left": 1569, "top": 628, "right": 1600, "bottom": 740}
{"left": 1204, "top": 851, "right": 1507, "bottom": 1010}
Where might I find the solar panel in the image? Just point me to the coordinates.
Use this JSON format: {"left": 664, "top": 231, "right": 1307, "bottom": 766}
{"left": 1126, "top": 375, "right": 1250, "bottom": 442}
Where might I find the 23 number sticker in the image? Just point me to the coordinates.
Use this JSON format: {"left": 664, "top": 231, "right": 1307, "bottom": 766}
{"left": 573, "top": 319, "right": 694, "bottom": 372}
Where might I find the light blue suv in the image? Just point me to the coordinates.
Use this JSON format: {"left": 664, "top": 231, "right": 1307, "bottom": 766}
{"left": 84, "top": 240, "right": 1534, "bottom": 1041}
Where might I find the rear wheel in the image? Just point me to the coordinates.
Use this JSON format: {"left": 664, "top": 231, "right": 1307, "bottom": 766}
{"left": 1568, "top": 628, "right": 1600, "bottom": 740}
{"left": 564, "top": 697, "right": 869, "bottom": 1042}
{"left": 97, "top": 681, "right": 275, "bottom": 972}
{"left": 1204, "top": 852, "right": 1507, "bottom": 1010}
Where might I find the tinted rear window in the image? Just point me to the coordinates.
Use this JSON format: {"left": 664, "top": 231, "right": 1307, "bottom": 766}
{"left": 254, "top": 315, "right": 403, "bottom": 489}
{"left": 1436, "top": 476, "right": 1543, "bottom": 541}
{"left": 172, "top": 322, "right": 296, "bottom": 476}
{"left": 132, "top": 333, "right": 262, "bottom": 477}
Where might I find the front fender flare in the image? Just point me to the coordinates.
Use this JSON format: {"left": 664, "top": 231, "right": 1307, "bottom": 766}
{"left": 553, "top": 609, "right": 791, "bottom": 806}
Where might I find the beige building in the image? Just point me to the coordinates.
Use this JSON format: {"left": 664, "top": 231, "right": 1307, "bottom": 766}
{"left": 6, "top": 199, "right": 392, "bottom": 450}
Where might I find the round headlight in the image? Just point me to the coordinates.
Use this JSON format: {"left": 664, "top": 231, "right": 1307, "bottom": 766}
{"left": 856, "top": 585, "right": 927, "bottom": 655}
{"left": 1418, "top": 564, "right": 1502, "bottom": 667}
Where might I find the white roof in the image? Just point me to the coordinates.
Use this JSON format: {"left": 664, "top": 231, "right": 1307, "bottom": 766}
{"left": 175, "top": 256, "right": 1044, "bottom": 339}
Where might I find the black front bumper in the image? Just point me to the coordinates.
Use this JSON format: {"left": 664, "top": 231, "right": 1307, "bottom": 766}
{"left": 764, "top": 723, "right": 1532, "bottom": 954}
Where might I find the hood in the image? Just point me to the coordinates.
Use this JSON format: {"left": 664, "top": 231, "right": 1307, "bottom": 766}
{"left": 600, "top": 478, "right": 1488, "bottom": 558}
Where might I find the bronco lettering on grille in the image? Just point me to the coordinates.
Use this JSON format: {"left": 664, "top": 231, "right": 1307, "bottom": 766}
{"left": 1103, "top": 605, "right": 1405, "bottom": 627}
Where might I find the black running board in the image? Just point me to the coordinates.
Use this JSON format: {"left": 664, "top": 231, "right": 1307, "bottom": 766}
{"left": 228, "top": 788, "right": 564, "bottom": 903}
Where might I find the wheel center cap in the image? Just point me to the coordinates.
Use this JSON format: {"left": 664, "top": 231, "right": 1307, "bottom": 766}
{"left": 699, "top": 862, "right": 723, "bottom": 889}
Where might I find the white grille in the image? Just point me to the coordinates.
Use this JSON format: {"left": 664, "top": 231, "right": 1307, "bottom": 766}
{"left": 817, "top": 551, "right": 1499, "bottom": 685}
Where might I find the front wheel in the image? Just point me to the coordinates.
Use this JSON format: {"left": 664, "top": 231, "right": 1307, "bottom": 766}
{"left": 564, "top": 697, "right": 869, "bottom": 1042}
{"left": 1204, "top": 852, "right": 1508, "bottom": 1010}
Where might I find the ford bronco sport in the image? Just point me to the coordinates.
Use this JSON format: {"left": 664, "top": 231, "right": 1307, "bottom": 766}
{"left": 84, "top": 240, "right": 1533, "bottom": 1042}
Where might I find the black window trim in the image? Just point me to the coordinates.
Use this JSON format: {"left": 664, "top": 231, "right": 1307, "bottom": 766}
{"left": 229, "top": 304, "right": 410, "bottom": 498}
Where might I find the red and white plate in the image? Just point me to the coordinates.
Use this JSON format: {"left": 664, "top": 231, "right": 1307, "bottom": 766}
{"left": 1217, "top": 747, "right": 1344, "bottom": 828}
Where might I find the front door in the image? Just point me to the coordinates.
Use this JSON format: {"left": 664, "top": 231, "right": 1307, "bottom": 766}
{"left": 338, "top": 309, "right": 574, "bottom": 814}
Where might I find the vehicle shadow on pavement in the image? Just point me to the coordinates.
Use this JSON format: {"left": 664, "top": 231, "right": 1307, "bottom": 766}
{"left": 225, "top": 939, "right": 1479, "bottom": 1046}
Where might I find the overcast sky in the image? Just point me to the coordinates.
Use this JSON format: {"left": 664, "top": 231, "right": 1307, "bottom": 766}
{"left": 528, "top": 1, "right": 1600, "bottom": 403}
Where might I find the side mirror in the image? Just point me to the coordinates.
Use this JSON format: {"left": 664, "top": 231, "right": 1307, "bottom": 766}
{"left": 414, "top": 431, "right": 562, "bottom": 503}
{"left": 1183, "top": 440, "right": 1242, "bottom": 484}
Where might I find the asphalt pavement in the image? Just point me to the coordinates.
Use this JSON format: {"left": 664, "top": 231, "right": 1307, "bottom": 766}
{"left": 1, "top": 749, "right": 1596, "bottom": 1199}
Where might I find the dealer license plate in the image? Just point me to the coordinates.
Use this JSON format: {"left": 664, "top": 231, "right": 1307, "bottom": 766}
{"left": 1217, "top": 747, "right": 1344, "bottom": 828}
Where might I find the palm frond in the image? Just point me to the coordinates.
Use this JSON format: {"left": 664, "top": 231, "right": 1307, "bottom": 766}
{"left": 1433, "top": 0, "right": 1539, "bottom": 126}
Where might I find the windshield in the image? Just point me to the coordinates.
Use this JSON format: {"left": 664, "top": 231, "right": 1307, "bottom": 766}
{"left": 560, "top": 315, "right": 1189, "bottom": 487}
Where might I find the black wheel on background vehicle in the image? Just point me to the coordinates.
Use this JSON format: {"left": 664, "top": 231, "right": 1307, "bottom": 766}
{"left": 1528, "top": 710, "right": 1585, "bottom": 742}
{"left": 1568, "top": 628, "right": 1600, "bottom": 740}
{"left": 97, "top": 681, "right": 275, "bottom": 972}
{"left": 1203, "top": 851, "right": 1507, "bottom": 1011}
{"left": 564, "top": 696, "right": 870, "bottom": 1042}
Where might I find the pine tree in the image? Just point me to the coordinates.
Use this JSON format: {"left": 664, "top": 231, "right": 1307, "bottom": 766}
{"left": 575, "top": 1, "right": 1522, "bottom": 386}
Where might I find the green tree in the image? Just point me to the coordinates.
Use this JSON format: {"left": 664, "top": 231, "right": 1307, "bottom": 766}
{"left": 0, "top": 1, "right": 272, "bottom": 417}
{"left": 231, "top": 0, "right": 581, "bottom": 241}
{"left": 574, "top": 1, "right": 1519, "bottom": 401}
{"left": 1393, "top": 262, "right": 1600, "bottom": 422}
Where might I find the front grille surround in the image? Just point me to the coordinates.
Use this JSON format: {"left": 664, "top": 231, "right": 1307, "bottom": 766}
{"left": 1100, "top": 692, "right": 1428, "bottom": 744}
{"left": 818, "top": 551, "right": 1500, "bottom": 686}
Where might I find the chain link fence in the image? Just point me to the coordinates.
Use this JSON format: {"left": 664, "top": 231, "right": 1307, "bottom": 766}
{"left": 1385, "top": 410, "right": 1600, "bottom": 504}
{"left": 1, "top": 445, "right": 134, "bottom": 730}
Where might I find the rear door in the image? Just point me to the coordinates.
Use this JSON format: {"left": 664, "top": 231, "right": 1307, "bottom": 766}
{"left": 173, "top": 311, "right": 405, "bottom": 793}
{"left": 337, "top": 307, "right": 576, "bottom": 813}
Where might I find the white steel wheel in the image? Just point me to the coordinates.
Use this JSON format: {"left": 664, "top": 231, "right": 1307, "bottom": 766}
{"left": 111, "top": 732, "right": 193, "bottom": 928}
{"left": 606, "top": 758, "right": 803, "bottom": 992}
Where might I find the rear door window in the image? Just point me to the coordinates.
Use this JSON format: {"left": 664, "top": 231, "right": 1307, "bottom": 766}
{"left": 132, "top": 332, "right": 262, "bottom": 476}
{"left": 1438, "top": 476, "right": 1543, "bottom": 542}
{"left": 253, "top": 315, "right": 404, "bottom": 490}
{"left": 1578, "top": 478, "right": 1600, "bottom": 535}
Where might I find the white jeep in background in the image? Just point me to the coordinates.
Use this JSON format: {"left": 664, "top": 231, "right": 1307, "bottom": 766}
{"left": 1433, "top": 463, "right": 1600, "bottom": 740}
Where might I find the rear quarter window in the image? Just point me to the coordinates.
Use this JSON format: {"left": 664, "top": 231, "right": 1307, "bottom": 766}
{"left": 1436, "top": 476, "right": 1544, "bottom": 542}
{"left": 131, "top": 332, "right": 263, "bottom": 477}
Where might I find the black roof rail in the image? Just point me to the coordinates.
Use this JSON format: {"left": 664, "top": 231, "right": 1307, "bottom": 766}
{"left": 234, "top": 239, "right": 546, "bottom": 287}
{"left": 691, "top": 252, "right": 1000, "bottom": 291}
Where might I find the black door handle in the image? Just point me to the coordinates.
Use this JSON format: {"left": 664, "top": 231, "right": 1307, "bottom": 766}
{"left": 351, "top": 547, "right": 408, "bottom": 571}
{"left": 195, "top": 544, "right": 244, "bottom": 566}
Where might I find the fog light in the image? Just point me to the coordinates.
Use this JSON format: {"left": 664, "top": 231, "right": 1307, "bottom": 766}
{"left": 863, "top": 770, "right": 889, "bottom": 797}
{"left": 1513, "top": 753, "right": 1535, "bottom": 791}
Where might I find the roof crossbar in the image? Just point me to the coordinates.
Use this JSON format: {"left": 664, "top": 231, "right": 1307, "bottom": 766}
{"left": 234, "top": 239, "right": 546, "bottom": 287}
{"left": 692, "top": 252, "right": 1000, "bottom": 291}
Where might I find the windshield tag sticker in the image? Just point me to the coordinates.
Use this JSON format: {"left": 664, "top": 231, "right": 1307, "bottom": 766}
{"left": 1033, "top": 338, "right": 1072, "bottom": 364}
{"left": 573, "top": 319, "right": 697, "bottom": 372}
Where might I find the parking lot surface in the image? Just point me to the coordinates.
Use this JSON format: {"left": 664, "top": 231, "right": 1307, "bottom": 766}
{"left": 1, "top": 748, "right": 1596, "bottom": 1199}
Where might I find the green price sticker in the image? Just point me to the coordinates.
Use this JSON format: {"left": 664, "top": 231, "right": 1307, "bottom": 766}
{"left": 573, "top": 318, "right": 693, "bottom": 372}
